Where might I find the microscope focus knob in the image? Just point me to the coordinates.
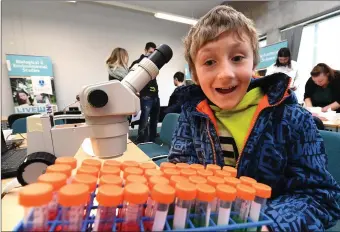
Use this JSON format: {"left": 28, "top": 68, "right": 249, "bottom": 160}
{"left": 87, "top": 89, "right": 108, "bottom": 108}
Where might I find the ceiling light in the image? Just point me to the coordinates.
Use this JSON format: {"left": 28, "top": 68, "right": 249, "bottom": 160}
{"left": 67, "top": 1, "right": 77, "bottom": 3}
{"left": 154, "top": 12, "right": 197, "bottom": 25}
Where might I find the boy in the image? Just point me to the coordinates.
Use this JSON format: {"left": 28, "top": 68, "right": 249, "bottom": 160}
{"left": 168, "top": 5, "right": 340, "bottom": 231}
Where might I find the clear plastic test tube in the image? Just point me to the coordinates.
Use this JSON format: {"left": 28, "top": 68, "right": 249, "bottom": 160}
{"left": 173, "top": 182, "right": 197, "bottom": 230}
{"left": 250, "top": 183, "right": 272, "bottom": 223}
{"left": 149, "top": 184, "right": 176, "bottom": 231}
{"left": 37, "top": 173, "right": 67, "bottom": 220}
{"left": 121, "top": 183, "right": 149, "bottom": 232}
{"left": 93, "top": 185, "right": 123, "bottom": 232}
{"left": 145, "top": 176, "right": 170, "bottom": 220}
{"left": 193, "top": 183, "right": 216, "bottom": 227}
{"left": 59, "top": 183, "right": 90, "bottom": 231}
{"left": 72, "top": 174, "right": 97, "bottom": 208}
{"left": 19, "top": 183, "right": 53, "bottom": 232}
{"left": 232, "top": 184, "right": 256, "bottom": 224}
{"left": 206, "top": 176, "right": 225, "bottom": 212}
{"left": 216, "top": 184, "right": 237, "bottom": 226}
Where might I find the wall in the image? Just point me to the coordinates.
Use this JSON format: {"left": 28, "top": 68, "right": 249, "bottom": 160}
{"left": 227, "top": 1, "right": 340, "bottom": 44}
{"left": 1, "top": 1, "right": 190, "bottom": 117}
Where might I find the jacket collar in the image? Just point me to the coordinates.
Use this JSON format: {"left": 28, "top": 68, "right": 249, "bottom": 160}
{"left": 182, "top": 72, "right": 295, "bottom": 111}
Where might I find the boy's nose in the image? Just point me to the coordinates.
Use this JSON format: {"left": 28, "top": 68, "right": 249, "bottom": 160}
{"left": 216, "top": 62, "right": 236, "bottom": 80}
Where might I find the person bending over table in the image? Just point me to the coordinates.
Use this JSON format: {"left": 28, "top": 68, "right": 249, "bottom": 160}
{"left": 304, "top": 63, "right": 340, "bottom": 113}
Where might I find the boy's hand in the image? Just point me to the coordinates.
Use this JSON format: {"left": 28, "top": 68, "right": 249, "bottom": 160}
{"left": 261, "top": 225, "right": 269, "bottom": 231}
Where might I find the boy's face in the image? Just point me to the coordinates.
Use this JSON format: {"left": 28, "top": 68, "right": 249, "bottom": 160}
{"left": 194, "top": 31, "right": 254, "bottom": 110}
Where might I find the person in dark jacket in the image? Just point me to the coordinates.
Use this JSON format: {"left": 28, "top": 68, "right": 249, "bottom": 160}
{"left": 304, "top": 63, "right": 340, "bottom": 113}
{"left": 169, "top": 5, "right": 340, "bottom": 231}
{"left": 164, "top": 72, "right": 186, "bottom": 114}
{"left": 130, "top": 42, "right": 160, "bottom": 143}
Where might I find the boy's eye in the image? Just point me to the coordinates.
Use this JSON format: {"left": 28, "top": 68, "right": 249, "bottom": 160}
{"left": 232, "top": 56, "right": 244, "bottom": 62}
{"left": 204, "top": 60, "right": 216, "bottom": 66}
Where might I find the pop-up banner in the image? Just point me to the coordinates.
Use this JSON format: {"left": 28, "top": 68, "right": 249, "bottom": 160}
{"left": 257, "top": 40, "right": 288, "bottom": 70}
{"left": 6, "top": 54, "right": 58, "bottom": 113}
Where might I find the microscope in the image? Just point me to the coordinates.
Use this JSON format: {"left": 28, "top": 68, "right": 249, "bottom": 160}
{"left": 79, "top": 44, "right": 173, "bottom": 157}
{"left": 13, "top": 44, "right": 173, "bottom": 186}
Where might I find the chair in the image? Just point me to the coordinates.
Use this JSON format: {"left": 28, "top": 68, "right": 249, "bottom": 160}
{"left": 319, "top": 130, "right": 340, "bottom": 231}
{"left": 319, "top": 130, "right": 340, "bottom": 183}
{"left": 8, "top": 113, "right": 37, "bottom": 129}
{"left": 12, "top": 118, "right": 27, "bottom": 134}
{"left": 137, "top": 113, "right": 180, "bottom": 165}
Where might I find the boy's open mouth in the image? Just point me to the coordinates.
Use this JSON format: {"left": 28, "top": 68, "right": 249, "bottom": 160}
{"left": 215, "top": 86, "right": 237, "bottom": 94}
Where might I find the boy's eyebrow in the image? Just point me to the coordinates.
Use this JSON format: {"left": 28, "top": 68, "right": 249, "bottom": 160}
{"left": 199, "top": 41, "right": 246, "bottom": 55}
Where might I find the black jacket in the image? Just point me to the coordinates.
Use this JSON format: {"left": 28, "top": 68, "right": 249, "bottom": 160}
{"left": 164, "top": 85, "right": 186, "bottom": 114}
{"left": 129, "top": 55, "right": 159, "bottom": 98}
{"left": 304, "top": 71, "right": 340, "bottom": 110}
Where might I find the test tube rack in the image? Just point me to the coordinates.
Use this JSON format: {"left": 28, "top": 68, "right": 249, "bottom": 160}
{"left": 14, "top": 189, "right": 273, "bottom": 231}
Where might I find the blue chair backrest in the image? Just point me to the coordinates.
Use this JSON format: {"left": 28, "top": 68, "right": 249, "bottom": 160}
{"left": 319, "top": 130, "right": 340, "bottom": 184}
{"left": 12, "top": 118, "right": 27, "bottom": 134}
{"left": 159, "top": 113, "right": 180, "bottom": 146}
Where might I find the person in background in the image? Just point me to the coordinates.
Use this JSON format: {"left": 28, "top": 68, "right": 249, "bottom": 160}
{"left": 168, "top": 5, "right": 340, "bottom": 231}
{"left": 130, "top": 42, "right": 160, "bottom": 143}
{"left": 304, "top": 63, "right": 340, "bottom": 113}
{"left": 164, "top": 72, "right": 186, "bottom": 114}
{"left": 266, "top": 47, "right": 299, "bottom": 90}
{"left": 107, "top": 47, "right": 129, "bottom": 81}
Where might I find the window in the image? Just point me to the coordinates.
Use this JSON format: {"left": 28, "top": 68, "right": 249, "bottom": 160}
{"left": 295, "top": 14, "right": 340, "bottom": 102}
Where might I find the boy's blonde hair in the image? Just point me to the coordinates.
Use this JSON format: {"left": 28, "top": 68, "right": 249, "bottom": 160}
{"left": 184, "top": 5, "right": 259, "bottom": 83}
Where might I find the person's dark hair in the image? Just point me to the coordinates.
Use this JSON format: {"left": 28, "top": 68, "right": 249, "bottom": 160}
{"left": 174, "top": 72, "right": 185, "bottom": 82}
{"left": 275, "top": 47, "right": 291, "bottom": 68}
{"left": 145, "top": 42, "right": 156, "bottom": 51}
{"left": 310, "top": 63, "right": 336, "bottom": 81}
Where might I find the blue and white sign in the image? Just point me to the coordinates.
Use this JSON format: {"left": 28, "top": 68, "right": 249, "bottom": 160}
{"left": 6, "top": 54, "right": 53, "bottom": 77}
{"left": 184, "top": 63, "right": 191, "bottom": 80}
{"left": 257, "top": 40, "right": 288, "bottom": 70}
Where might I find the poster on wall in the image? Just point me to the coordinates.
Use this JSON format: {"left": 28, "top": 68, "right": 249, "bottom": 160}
{"left": 256, "top": 40, "right": 288, "bottom": 70}
{"left": 6, "top": 54, "right": 58, "bottom": 113}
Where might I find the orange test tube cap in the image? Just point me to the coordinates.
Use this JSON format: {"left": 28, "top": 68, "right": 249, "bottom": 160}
{"left": 19, "top": 183, "right": 53, "bottom": 207}
{"left": 58, "top": 183, "right": 89, "bottom": 207}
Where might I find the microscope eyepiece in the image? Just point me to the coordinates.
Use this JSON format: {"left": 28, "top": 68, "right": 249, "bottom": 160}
{"left": 148, "top": 44, "right": 173, "bottom": 70}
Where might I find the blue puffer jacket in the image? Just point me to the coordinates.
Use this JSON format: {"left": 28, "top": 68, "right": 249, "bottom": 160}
{"left": 168, "top": 73, "right": 340, "bottom": 231}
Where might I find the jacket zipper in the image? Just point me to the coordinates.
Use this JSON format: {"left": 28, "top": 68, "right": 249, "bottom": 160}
{"left": 206, "top": 119, "right": 217, "bottom": 164}
{"left": 236, "top": 79, "right": 292, "bottom": 169}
